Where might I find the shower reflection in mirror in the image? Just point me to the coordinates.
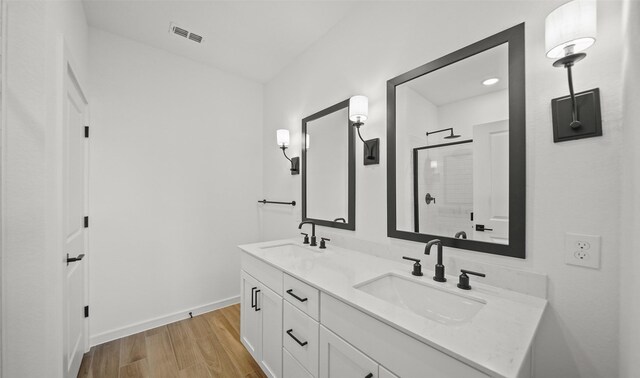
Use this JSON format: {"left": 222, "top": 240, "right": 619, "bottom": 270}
{"left": 396, "top": 43, "right": 509, "bottom": 245}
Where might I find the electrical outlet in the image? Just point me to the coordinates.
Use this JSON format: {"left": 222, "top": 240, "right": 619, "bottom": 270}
{"left": 565, "top": 233, "right": 601, "bottom": 269}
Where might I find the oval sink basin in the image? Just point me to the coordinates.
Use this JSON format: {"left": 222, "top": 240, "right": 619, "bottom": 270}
{"left": 261, "top": 243, "right": 314, "bottom": 254}
{"left": 355, "top": 273, "right": 486, "bottom": 325}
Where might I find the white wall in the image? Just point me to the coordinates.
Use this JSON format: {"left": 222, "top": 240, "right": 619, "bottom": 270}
{"left": 2, "top": 1, "right": 88, "bottom": 376}
{"left": 87, "top": 28, "right": 263, "bottom": 344}
{"left": 261, "top": 2, "right": 624, "bottom": 377}
{"left": 619, "top": 0, "right": 639, "bottom": 375}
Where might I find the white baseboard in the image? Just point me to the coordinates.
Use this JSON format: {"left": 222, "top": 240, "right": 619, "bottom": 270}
{"left": 89, "top": 295, "right": 240, "bottom": 347}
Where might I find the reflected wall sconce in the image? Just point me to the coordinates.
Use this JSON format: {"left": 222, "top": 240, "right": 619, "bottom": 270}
{"left": 546, "top": 0, "right": 602, "bottom": 142}
{"left": 349, "top": 95, "right": 379, "bottom": 165}
{"left": 276, "top": 129, "right": 299, "bottom": 175}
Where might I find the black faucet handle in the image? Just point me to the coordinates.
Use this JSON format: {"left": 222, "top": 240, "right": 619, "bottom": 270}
{"left": 319, "top": 237, "right": 330, "bottom": 249}
{"left": 457, "top": 269, "right": 486, "bottom": 290}
{"left": 461, "top": 269, "right": 485, "bottom": 277}
{"left": 300, "top": 232, "right": 309, "bottom": 244}
{"left": 402, "top": 256, "right": 423, "bottom": 276}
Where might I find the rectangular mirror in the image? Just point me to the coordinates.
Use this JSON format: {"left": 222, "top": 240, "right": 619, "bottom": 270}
{"left": 387, "top": 24, "right": 525, "bottom": 258}
{"left": 302, "top": 99, "right": 355, "bottom": 230}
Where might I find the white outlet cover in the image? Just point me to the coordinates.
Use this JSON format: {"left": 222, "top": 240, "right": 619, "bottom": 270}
{"left": 565, "top": 232, "right": 601, "bottom": 269}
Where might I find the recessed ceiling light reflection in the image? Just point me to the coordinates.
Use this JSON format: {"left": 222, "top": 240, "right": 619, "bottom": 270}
{"left": 482, "top": 78, "right": 500, "bottom": 86}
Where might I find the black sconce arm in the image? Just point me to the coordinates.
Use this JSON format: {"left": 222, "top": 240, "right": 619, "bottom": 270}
{"left": 280, "top": 145, "right": 293, "bottom": 164}
{"left": 280, "top": 144, "right": 299, "bottom": 174}
{"left": 354, "top": 123, "right": 374, "bottom": 159}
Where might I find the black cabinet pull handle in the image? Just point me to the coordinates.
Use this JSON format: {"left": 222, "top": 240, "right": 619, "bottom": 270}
{"left": 254, "top": 289, "right": 261, "bottom": 311}
{"left": 250, "top": 287, "right": 257, "bottom": 308}
{"left": 66, "top": 253, "right": 85, "bottom": 266}
{"left": 365, "top": 374, "right": 373, "bottom": 378}
{"left": 286, "top": 289, "right": 308, "bottom": 302}
{"left": 286, "top": 329, "right": 308, "bottom": 346}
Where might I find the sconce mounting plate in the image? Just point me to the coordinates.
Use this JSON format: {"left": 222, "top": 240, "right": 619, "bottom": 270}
{"left": 551, "top": 88, "right": 602, "bottom": 143}
{"left": 363, "top": 138, "right": 380, "bottom": 165}
{"left": 290, "top": 157, "right": 300, "bottom": 175}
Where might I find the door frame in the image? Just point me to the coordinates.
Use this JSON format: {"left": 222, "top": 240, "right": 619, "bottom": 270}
{"left": 56, "top": 36, "right": 90, "bottom": 370}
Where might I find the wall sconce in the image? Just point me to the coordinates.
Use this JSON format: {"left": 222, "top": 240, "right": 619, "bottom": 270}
{"left": 546, "top": 0, "right": 602, "bottom": 142}
{"left": 349, "top": 95, "right": 379, "bottom": 165}
{"left": 276, "top": 129, "right": 299, "bottom": 175}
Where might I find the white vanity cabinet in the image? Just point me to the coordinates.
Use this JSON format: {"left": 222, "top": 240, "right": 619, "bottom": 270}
{"left": 239, "top": 246, "right": 537, "bottom": 378}
{"left": 240, "top": 257, "right": 284, "bottom": 378}
{"left": 319, "top": 325, "right": 379, "bottom": 378}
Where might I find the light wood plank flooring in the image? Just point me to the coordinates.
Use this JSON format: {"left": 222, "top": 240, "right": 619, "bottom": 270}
{"left": 78, "top": 304, "right": 266, "bottom": 378}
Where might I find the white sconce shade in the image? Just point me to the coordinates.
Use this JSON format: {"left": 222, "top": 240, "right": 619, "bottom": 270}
{"left": 276, "top": 129, "right": 290, "bottom": 147}
{"left": 545, "top": 0, "right": 597, "bottom": 59}
{"left": 430, "top": 160, "right": 438, "bottom": 169}
{"left": 349, "top": 95, "right": 368, "bottom": 123}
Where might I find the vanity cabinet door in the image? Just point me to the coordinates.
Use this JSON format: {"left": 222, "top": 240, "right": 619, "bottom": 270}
{"left": 259, "top": 285, "right": 283, "bottom": 378}
{"left": 241, "top": 272, "right": 262, "bottom": 360}
{"left": 379, "top": 366, "right": 399, "bottom": 378}
{"left": 319, "top": 325, "right": 378, "bottom": 378}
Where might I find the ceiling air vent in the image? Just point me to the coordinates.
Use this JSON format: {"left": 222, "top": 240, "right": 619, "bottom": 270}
{"left": 188, "top": 33, "right": 203, "bottom": 43}
{"left": 169, "top": 23, "right": 203, "bottom": 44}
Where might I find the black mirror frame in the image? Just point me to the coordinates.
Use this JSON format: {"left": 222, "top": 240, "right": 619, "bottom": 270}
{"left": 302, "top": 99, "right": 356, "bottom": 231}
{"left": 386, "top": 23, "right": 526, "bottom": 258}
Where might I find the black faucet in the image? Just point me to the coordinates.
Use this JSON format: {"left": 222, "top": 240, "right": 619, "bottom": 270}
{"left": 402, "top": 256, "right": 423, "bottom": 276}
{"left": 457, "top": 269, "right": 485, "bottom": 290}
{"left": 298, "top": 221, "right": 317, "bottom": 246}
{"left": 319, "top": 237, "right": 330, "bottom": 249}
{"left": 455, "top": 231, "right": 467, "bottom": 239}
{"left": 424, "top": 239, "right": 446, "bottom": 282}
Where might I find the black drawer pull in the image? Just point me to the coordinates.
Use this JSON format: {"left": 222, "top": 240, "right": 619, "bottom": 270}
{"left": 250, "top": 287, "right": 257, "bottom": 308}
{"left": 286, "top": 329, "right": 308, "bottom": 347}
{"left": 254, "top": 290, "right": 261, "bottom": 311}
{"left": 286, "top": 289, "right": 308, "bottom": 303}
{"left": 365, "top": 374, "right": 373, "bottom": 378}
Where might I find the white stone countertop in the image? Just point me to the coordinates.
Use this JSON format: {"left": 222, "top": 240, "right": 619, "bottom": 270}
{"left": 239, "top": 239, "right": 547, "bottom": 378}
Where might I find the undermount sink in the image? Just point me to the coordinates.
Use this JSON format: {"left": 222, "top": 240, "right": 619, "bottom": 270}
{"left": 355, "top": 273, "right": 486, "bottom": 325}
{"left": 260, "top": 243, "right": 316, "bottom": 255}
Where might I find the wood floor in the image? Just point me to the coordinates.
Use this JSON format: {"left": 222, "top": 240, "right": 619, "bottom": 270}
{"left": 78, "top": 304, "right": 266, "bottom": 378}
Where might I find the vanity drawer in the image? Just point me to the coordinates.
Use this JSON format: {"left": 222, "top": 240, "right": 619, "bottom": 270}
{"left": 283, "top": 301, "right": 319, "bottom": 376}
{"left": 241, "top": 251, "right": 283, "bottom": 295}
{"left": 284, "top": 274, "right": 320, "bottom": 321}
{"left": 283, "top": 347, "right": 314, "bottom": 378}
{"left": 320, "top": 293, "right": 489, "bottom": 378}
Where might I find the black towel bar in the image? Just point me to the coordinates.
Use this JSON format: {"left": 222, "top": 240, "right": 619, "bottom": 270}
{"left": 258, "top": 199, "right": 296, "bottom": 206}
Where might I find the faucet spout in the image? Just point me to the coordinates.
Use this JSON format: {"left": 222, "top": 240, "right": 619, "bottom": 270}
{"left": 298, "top": 221, "right": 317, "bottom": 246}
{"left": 454, "top": 231, "right": 467, "bottom": 239}
{"left": 424, "top": 239, "right": 446, "bottom": 282}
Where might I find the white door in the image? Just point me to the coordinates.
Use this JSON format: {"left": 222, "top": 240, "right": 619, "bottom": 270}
{"left": 319, "top": 325, "right": 378, "bottom": 378}
{"left": 473, "top": 120, "right": 509, "bottom": 244}
{"left": 241, "top": 272, "right": 262, "bottom": 360}
{"left": 260, "top": 286, "right": 283, "bottom": 378}
{"left": 62, "top": 63, "right": 89, "bottom": 378}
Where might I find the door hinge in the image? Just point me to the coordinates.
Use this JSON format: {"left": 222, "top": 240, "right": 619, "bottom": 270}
{"left": 84, "top": 306, "right": 89, "bottom": 318}
{"left": 84, "top": 126, "right": 89, "bottom": 138}
{"left": 84, "top": 216, "right": 89, "bottom": 228}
